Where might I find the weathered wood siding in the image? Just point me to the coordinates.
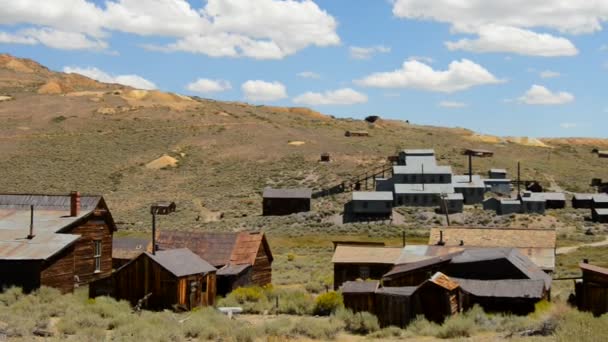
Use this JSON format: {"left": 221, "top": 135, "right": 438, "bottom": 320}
{"left": 40, "top": 244, "right": 75, "bottom": 294}
{"left": 251, "top": 245, "right": 272, "bottom": 286}
{"left": 415, "top": 284, "right": 460, "bottom": 323}
{"left": 343, "top": 293, "right": 375, "bottom": 314}
{"left": 334, "top": 263, "right": 394, "bottom": 290}
{"left": 383, "top": 269, "right": 439, "bottom": 287}
{"left": 69, "top": 218, "right": 113, "bottom": 284}
{"left": 577, "top": 270, "right": 608, "bottom": 316}
{"left": 374, "top": 293, "right": 414, "bottom": 328}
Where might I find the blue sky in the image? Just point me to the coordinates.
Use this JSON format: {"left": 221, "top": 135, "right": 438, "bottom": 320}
{"left": 1, "top": 0, "right": 607, "bottom": 137}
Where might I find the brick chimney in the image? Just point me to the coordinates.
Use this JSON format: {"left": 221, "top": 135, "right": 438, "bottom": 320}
{"left": 70, "top": 191, "right": 81, "bottom": 217}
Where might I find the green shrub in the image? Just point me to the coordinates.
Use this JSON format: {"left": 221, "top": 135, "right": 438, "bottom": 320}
{"left": 369, "top": 326, "right": 404, "bottom": 339}
{"left": 231, "top": 286, "right": 266, "bottom": 303}
{"left": 292, "top": 317, "right": 344, "bottom": 340}
{"left": 313, "top": 291, "right": 343, "bottom": 316}
{"left": 287, "top": 253, "right": 296, "bottom": 261}
{"left": 554, "top": 310, "right": 608, "bottom": 341}
{"left": 276, "top": 289, "right": 313, "bottom": 315}
{"left": 436, "top": 315, "right": 476, "bottom": 339}
{"left": 334, "top": 308, "right": 379, "bottom": 334}
{"left": 406, "top": 316, "right": 439, "bottom": 336}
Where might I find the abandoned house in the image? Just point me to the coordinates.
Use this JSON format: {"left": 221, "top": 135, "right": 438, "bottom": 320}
{"left": 483, "top": 179, "right": 512, "bottom": 195}
{"left": 89, "top": 248, "right": 216, "bottom": 311}
{"left": 414, "top": 272, "right": 462, "bottom": 323}
{"left": 383, "top": 253, "right": 462, "bottom": 287}
{"left": 576, "top": 262, "right": 608, "bottom": 316}
{"left": 488, "top": 169, "right": 507, "bottom": 179}
{"left": 320, "top": 152, "right": 331, "bottom": 162}
{"left": 428, "top": 227, "right": 557, "bottom": 272}
{"left": 262, "top": 188, "right": 311, "bottom": 216}
{"left": 332, "top": 243, "right": 403, "bottom": 290}
{"left": 112, "top": 236, "right": 151, "bottom": 269}
{"left": 397, "top": 149, "right": 436, "bottom": 166}
{"left": 592, "top": 208, "right": 608, "bottom": 223}
{"left": 392, "top": 164, "right": 453, "bottom": 184}
{"left": 345, "top": 130, "right": 369, "bottom": 137}
{"left": 393, "top": 184, "right": 454, "bottom": 208}
{"left": 156, "top": 231, "right": 273, "bottom": 296}
{"left": 340, "top": 280, "right": 380, "bottom": 314}
{"left": 592, "top": 194, "right": 608, "bottom": 209}
{"left": 520, "top": 196, "right": 546, "bottom": 214}
{"left": 483, "top": 198, "right": 521, "bottom": 215}
{"left": 522, "top": 192, "right": 566, "bottom": 209}
{"left": 0, "top": 192, "right": 117, "bottom": 293}
{"left": 350, "top": 191, "right": 393, "bottom": 219}
{"left": 572, "top": 194, "right": 596, "bottom": 209}
{"left": 526, "top": 181, "right": 544, "bottom": 193}
{"left": 597, "top": 151, "right": 608, "bottom": 158}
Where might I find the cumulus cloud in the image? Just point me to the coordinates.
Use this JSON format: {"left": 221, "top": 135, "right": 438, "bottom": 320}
{"left": 63, "top": 66, "right": 156, "bottom": 90}
{"left": 392, "top": 1, "right": 608, "bottom": 56}
{"left": 445, "top": 25, "right": 578, "bottom": 57}
{"left": 540, "top": 70, "right": 561, "bottom": 78}
{"left": 186, "top": 79, "right": 232, "bottom": 94}
{"left": 355, "top": 59, "right": 503, "bottom": 93}
{"left": 297, "top": 71, "right": 321, "bottom": 79}
{"left": 241, "top": 80, "right": 287, "bottom": 102}
{"left": 0, "top": 28, "right": 107, "bottom": 50}
{"left": 439, "top": 101, "right": 466, "bottom": 108}
{"left": 0, "top": 0, "right": 340, "bottom": 59}
{"left": 349, "top": 45, "right": 391, "bottom": 60}
{"left": 407, "top": 56, "right": 434, "bottom": 64}
{"left": 518, "top": 85, "right": 574, "bottom": 105}
{"left": 293, "top": 88, "right": 368, "bottom": 105}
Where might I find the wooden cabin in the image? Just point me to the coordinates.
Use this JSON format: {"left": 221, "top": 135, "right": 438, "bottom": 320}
{"left": 320, "top": 152, "right": 331, "bottom": 162}
{"left": 89, "top": 248, "right": 216, "bottom": 311}
{"left": 350, "top": 191, "right": 393, "bottom": 219}
{"left": 332, "top": 244, "right": 402, "bottom": 290}
{"left": 576, "top": 262, "right": 608, "bottom": 316}
{"left": 0, "top": 192, "right": 117, "bottom": 292}
{"left": 592, "top": 208, "right": 608, "bottom": 223}
{"left": 414, "top": 272, "right": 461, "bottom": 323}
{"left": 383, "top": 253, "right": 461, "bottom": 287}
{"left": 592, "top": 195, "right": 608, "bottom": 209}
{"left": 374, "top": 287, "right": 418, "bottom": 328}
{"left": 156, "top": 231, "right": 273, "bottom": 296}
{"left": 340, "top": 280, "right": 379, "bottom": 314}
{"left": 112, "top": 236, "right": 151, "bottom": 269}
{"left": 262, "top": 188, "right": 311, "bottom": 216}
{"left": 572, "top": 194, "right": 595, "bottom": 209}
{"left": 345, "top": 130, "right": 369, "bottom": 137}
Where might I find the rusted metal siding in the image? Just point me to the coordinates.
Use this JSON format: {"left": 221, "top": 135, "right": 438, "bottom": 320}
{"left": 40, "top": 244, "right": 75, "bottom": 294}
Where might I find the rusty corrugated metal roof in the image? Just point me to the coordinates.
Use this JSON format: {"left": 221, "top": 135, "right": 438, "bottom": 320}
{"left": 332, "top": 245, "right": 403, "bottom": 264}
{"left": 427, "top": 272, "right": 459, "bottom": 291}
{"left": 0, "top": 230, "right": 79, "bottom": 260}
{"left": 451, "top": 278, "right": 546, "bottom": 299}
{"left": 340, "top": 280, "right": 380, "bottom": 294}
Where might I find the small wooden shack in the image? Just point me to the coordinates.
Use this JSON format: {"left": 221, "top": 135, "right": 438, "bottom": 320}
{"left": 0, "top": 193, "right": 117, "bottom": 292}
{"left": 112, "top": 236, "right": 151, "bottom": 269}
{"left": 576, "top": 262, "right": 608, "bottom": 316}
{"left": 320, "top": 152, "right": 331, "bottom": 162}
{"left": 374, "top": 287, "right": 418, "bottom": 328}
{"left": 90, "top": 248, "right": 216, "bottom": 311}
{"left": 156, "top": 231, "right": 273, "bottom": 296}
{"left": 262, "top": 188, "right": 311, "bottom": 216}
{"left": 592, "top": 195, "right": 608, "bottom": 209}
{"left": 345, "top": 130, "right": 369, "bottom": 137}
{"left": 415, "top": 272, "right": 461, "bottom": 323}
{"left": 332, "top": 244, "right": 402, "bottom": 290}
{"left": 572, "top": 194, "right": 595, "bottom": 209}
{"left": 350, "top": 191, "right": 393, "bottom": 219}
{"left": 592, "top": 208, "right": 608, "bottom": 223}
{"left": 341, "top": 280, "right": 379, "bottom": 314}
{"left": 383, "top": 254, "right": 459, "bottom": 287}
{"left": 488, "top": 168, "right": 507, "bottom": 179}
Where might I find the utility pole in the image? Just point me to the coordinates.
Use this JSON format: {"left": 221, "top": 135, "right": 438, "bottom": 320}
{"left": 468, "top": 153, "right": 473, "bottom": 183}
{"left": 440, "top": 194, "right": 451, "bottom": 226}
{"left": 517, "top": 161, "right": 521, "bottom": 198}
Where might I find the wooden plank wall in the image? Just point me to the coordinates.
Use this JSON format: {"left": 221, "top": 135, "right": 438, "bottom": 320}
{"left": 70, "top": 218, "right": 113, "bottom": 284}
{"left": 251, "top": 246, "right": 272, "bottom": 286}
{"left": 333, "top": 264, "right": 393, "bottom": 290}
{"left": 40, "top": 244, "right": 76, "bottom": 293}
{"left": 204, "top": 273, "right": 216, "bottom": 306}
{"left": 343, "top": 293, "right": 375, "bottom": 314}
{"left": 374, "top": 294, "right": 413, "bottom": 328}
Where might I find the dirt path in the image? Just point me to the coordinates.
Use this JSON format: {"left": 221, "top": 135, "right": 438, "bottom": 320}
{"left": 545, "top": 174, "right": 570, "bottom": 194}
{"left": 556, "top": 237, "right": 608, "bottom": 254}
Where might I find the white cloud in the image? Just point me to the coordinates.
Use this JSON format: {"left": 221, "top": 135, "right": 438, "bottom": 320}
{"left": 0, "top": 31, "right": 37, "bottom": 45}
{"left": 445, "top": 25, "right": 578, "bottom": 57}
{"left": 439, "top": 101, "right": 466, "bottom": 108}
{"left": 349, "top": 45, "right": 391, "bottom": 60}
{"left": 63, "top": 66, "right": 156, "bottom": 90}
{"left": 241, "top": 80, "right": 287, "bottom": 102}
{"left": 293, "top": 88, "right": 368, "bottom": 105}
{"left": 297, "top": 71, "right": 321, "bottom": 79}
{"left": 407, "top": 56, "right": 434, "bottom": 64}
{"left": 560, "top": 122, "right": 578, "bottom": 129}
{"left": 0, "top": 0, "right": 340, "bottom": 59}
{"left": 540, "top": 70, "right": 561, "bottom": 78}
{"left": 518, "top": 85, "right": 574, "bottom": 105}
{"left": 355, "top": 59, "right": 503, "bottom": 93}
{"left": 0, "top": 28, "right": 107, "bottom": 50}
{"left": 186, "top": 78, "right": 231, "bottom": 94}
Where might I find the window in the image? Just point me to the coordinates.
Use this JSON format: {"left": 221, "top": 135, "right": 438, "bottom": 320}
{"left": 363, "top": 201, "right": 368, "bottom": 209}
{"left": 94, "top": 240, "right": 102, "bottom": 272}
{"left": 359, "top": 266, "right": 370, "bottom": 279}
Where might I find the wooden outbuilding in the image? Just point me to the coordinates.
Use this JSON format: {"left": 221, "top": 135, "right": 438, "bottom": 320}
{"left": 0, "top": 193, "right": 117, "bottom": 293}
{"left": 414, "top": 272, "right": 461, "bottom": 323}
{"left": 345, "top": 130, "right": 369, "bottom": 137}
{"left": 373, "top": 287, "right": 418, "bottom": 328}
{"left": 262, "top": 188, "right": 311, "bottom": 216}
{"left": 89, "top": 248, "right": 216, "bottom": 311}
{"left": 592, "top": 208, "right": 608, "bottom": 223}
{"left": 572, "top": 194, "right": 595, "bottom": 209}
{"left": 156, "top": 231, "right": 273, "bottom": 296}
{"left": 320, "top": 152, "right": 331, "bottom": 162}
{"left": 350, "top": 191, "right": 393, "bottom": 219}
{"left": 383, "top": 254, "right": 460, "bottom": 287}
{"left": 592, "top": 195, "right": 608, "bottom": 209}
{"left": 488, "top": 168, "right": 507, "bottom": 179}
{"left": 112, "top": 236, "right": 151, "bottom": 269}
{"left": 340, "top": 280, "right": 379, "bottom": 314}
{"left": 576, "top": 262, "right": 608, "bottom": 316}
{"left": 332, "top": 244, "right": 402, "bottom": 290}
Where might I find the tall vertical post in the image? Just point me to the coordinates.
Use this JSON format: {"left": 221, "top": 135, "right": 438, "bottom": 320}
{"left": 421, "top": 164, "right": 425, "bottom": 191}
{"left": 517, "top": 161, "right": 521, "bottom": 198}
{"left": 468, "top": 153, "right": 473, "bottom": 183}
{"left": 151, "top": 210, "right": 156, "bottom": 255}
{"left": 402, "top": 231, "right": 406, "bottom": 247}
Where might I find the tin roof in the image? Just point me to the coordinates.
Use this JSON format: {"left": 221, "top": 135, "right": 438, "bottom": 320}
{"left": 573, "top": 193, "right": 595, "bottom": 200}
{"left": 580, "top": 263, "right": 608, "bottom": 277}
{"left": 0, "top": 230, "right": 79, "bottom": 260}
{"left": 394, "top": 183, "right": 454, "bottom": 194}
{"left": 592, "top": 195, "right": 608, "bottom": 203}
{"left": 263, "top": 188, "right": 312, "bottom": 199}
{"left": 452, "top": 175, "right": 485, "bottom": 188}
{"left": 156, "top": 231, "right": 272, "bottom": 268}
{"left": 451, "top": 278, "right": 546, "bottom": 298}
{"left": 146, "top": 248, "right": 216, "bottom": 277}
{"left": 528, "top": 192, "right": 566, "bottom": 201}
{"left": 446, "top": 193, "right": 464, "bottom": 200}
{"left": 393, "top": 165, "right": 452, "bottom": 175}
{"left": 500, "top": 199, "right": 521, "bottom": 205}
{"left": 384, "top": 251, "right": 463, "bottom": 278}
{"left": 490, "top": 169, "right": 507, "bottom": 174}
{"left": 425, "top": 272, "right": 459, "bottom": 291}
{"left": 375, "top": 286, "right": 417, "bottom": 296}
{"left": 217, "top": 263, "right": 251, "bottom": 276}
{"left": 113, "top": 237, "right": 151, "bottom": 260}
{"left": 593, "top": 208, "right": 608, "bottom": 216}
{"left": 401, "top": 149, "right": 435, "bottom": 155}
{"left": 332, "top": 245, "right": 403, "bottom": 264}
{"left": 429, "top": 227, "right": 556, "bottom": 249}
{"left": 352, "top": 191, "right": 393, "bottom": 201}
{"left": 485, "top": 179, "right": 512, "bottom": 184}
{"left": 340, "top": 280, "right": 380, "bottom": 294}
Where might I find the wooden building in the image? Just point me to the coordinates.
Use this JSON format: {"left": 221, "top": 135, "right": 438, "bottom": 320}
{"left": 373, "top": 287, "right": 418, "bottom": 328}
{"left": 488, "top": 169, "right": 507, "bottom": 179}
{"left": 90, "top": 248, "right": 216, "bottom": 310}
{"left": 383, "top": 254, "right": 459, "bottom": 287}
{"left": 332, "top": 244, "right": 402, "bottom": 290}
{"left": 572, "top": 194, "right": 595, "bottom": 209}
{"left": 320, "top": 152, "right": 331, "bottom": 162}
{"left": 350, "top": 191, "right": 393, "bottom": 219}
{"left": 428, "top": 227, "right": 557, "bottom": 272}
{"left": 340, "top": 280, "right": 379, "bottom": 314}
{"left": 576, "top": 262, "right": 608, "bottom": 316}
{"left": 0, "top": 193, "right": 117, "bottom": 292}
{"left": 592, "top": 195, "right": 608, "bottom": 209}
{"left": 156, "top": 231, "right": 273, "bottom": 296}
{"left": 345, "top": 130, "right": 369, "bottom": 137}
{"left": 592, "top": 208, "right": 608, "bottom": 223}
{"left": 415, "top": 272, "right": 461, "bottom": 323}
{"left": 112, "top": 236, "right": 151, "bottom": 269}
{"left": 262, "top": 188, "right": 311, "bottom": 216}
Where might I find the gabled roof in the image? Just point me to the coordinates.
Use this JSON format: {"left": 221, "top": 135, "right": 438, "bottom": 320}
{"left": 580, "top": 263, "right": 608, "bottom": 277}
{"left": 217, "top": 264, "right": 251, "bottom": 276}
{"left": 113, "top": 236, "right": 151, "bottom": 260}
{"left": 0, "top": 230, "right": 79, "bottom": 260}
{"left": 384, "top": 251, "right": 463, "bottom": 279}
{"left": 145, "top": 248, "right": 216, "bottom": 277}
{"left": 352, "top": 191, "right": 393, "bottom": 201}
{"left": 375, "top": 286, "right": 417, "bottom": 297}
{"left": 263, "top": 188, "right": 311, "bottom": 199}
{"left": 332, "top": 245, "right": 402, "bottom": 264}
{"left": 451, "top": 278, "right": 546, "bottom": 299}
{"left": 156, "top": 231, "right": 272, "bottom": 267}
{"left": 422, "top": 272, "right": 459, "bottom": 291}
{"left": 593, "top": 208, "right": 608, "bottom": 216}
{"left": 340, "top": 280, "right": 380, "bottom": 294}
{"left": 428, "top": 227, "right": 556, "bottom": 249}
